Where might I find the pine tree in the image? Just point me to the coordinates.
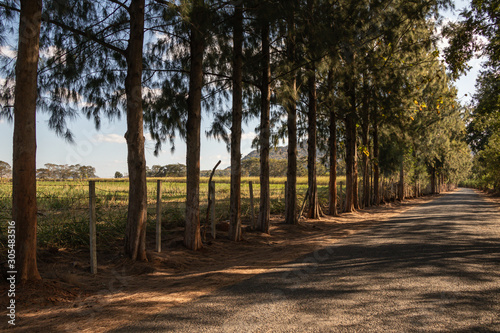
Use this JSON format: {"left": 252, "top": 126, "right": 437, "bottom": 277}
{"left": 31, "top": 0, "right": 150, "bottom": 260}
{"left": 185, "top": 0, "right": 206, "bottom": 250}
{"left": 284, "top": 4, "right": 298, "bottom": 224}
{"left": 229, "top": 3, "right": 243, "bottom": 241}
{"left": 124, "top": 0, "right": 147, "bottom": 260}
{"left": 258, "top": 18, "right": 271, "bottom": 233}
{"left": 327, "top": 70, "right": 338, "bottom": 216}
{"left": 11, "top": 0, "right": 43, "bottom": 282}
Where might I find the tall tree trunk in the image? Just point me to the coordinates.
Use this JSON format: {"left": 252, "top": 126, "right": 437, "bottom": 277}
{"left": 431, "top": 167, "right": 436, "bottom": 194}
{"left": 361, "top": 82, "right": 370, "bottom": 208}
{"left": 344, "top": 113, "right": 355, "bottom": 213}
{"left": 124, "top": 0, "right": 147, "bottom": 261}
{"left": 13, "top": 0, "right": 43, "bottom": 282}
{"left": 258, "top": 21, "right": 271, "bottom": 233}
{"left": 285, "top": 11, "right": 297, "bottom": 225}
{"left": 344, "top": 76, "right": 357, "bottom": 213}
{"left": 415, "top": 172, "right": 419, "bottom": 198}
{"left": 437, "top": 171, "right": 441, "bottom": 193}
{"left": 327, "top": 70, "right": 337, "bottom": 216}
{"left": 399, "top": 159, "right": 404, "bottom": 201}
{"left": 353, "top": 143, "right": 359, "bottom": 210}
{"left": 373, "top": 109, "right": 380, "bottom": 205}
{"left": 185, "top": 0, "right": 205, "bottom": 250}
{"left": 229, "top": 4, "right": 243, "bottom": 241}
{"left": 307, "top": 67, "right": 320, "bottom": 219}
{"left": 328, "top": 92, "right": 338, "bottom": 216}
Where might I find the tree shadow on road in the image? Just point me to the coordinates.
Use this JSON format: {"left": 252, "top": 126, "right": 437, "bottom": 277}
{"left": 112, "top": 189, "right": 500, "bottom": 332}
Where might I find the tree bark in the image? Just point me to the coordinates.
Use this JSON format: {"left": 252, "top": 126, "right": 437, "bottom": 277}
{"left": 185, "top": 0, "right": 205, "bottom": 250}
{"left": 124, "top": 0, "right": 147, "bottom": 261}
{"left": 414, "top": 172, "right": 419, "bottom": 198}
{"left": 344, "top": 76, "right": 357, "bottom": 213}
{"left": 328, "top": 71, "right": 337, "bottom": 216}
{"left": 373, "top": 109, "right": 380, "bottom": 205}
{"left": 258, "top": 21, "right": 271, "bottom": 233}
{"left": 307, "top": 67, "right": 320, "bottom": 219}
{"left": 353, "top": 144, "right": 359, "bottom": 210}
{"left": 431, "top": 167, "right": 436, "bottom": 194}
{"left": 361, "top": 80, "right": 370, "bottom": 208}
{"left": 229, "top": 4, "right": 243, "bottom": 241}
{"left": 13, "top": 0, "right": 43, "bottom": 282}
{"left": 285, "top": 9, "right": 297, "bottom": 225}
{"left": 399, "top": 158, "right": 404, "bottom": 201}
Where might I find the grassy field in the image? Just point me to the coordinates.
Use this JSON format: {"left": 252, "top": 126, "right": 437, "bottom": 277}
{"left": 0, "top": 176, "right": 347, "bottom": 254}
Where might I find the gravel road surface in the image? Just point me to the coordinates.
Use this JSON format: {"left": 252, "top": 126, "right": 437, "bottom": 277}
{"left": 115, "top": 188, "right": 500, "bottom": 332}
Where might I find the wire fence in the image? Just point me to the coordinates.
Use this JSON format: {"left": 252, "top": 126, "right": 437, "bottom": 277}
{"left": 0, "top": 177, "right": 436, "bottom": 258}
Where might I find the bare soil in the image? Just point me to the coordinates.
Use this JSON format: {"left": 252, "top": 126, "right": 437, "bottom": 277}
{"left": 1, "top": 193, "right": 464, "bottom": 332}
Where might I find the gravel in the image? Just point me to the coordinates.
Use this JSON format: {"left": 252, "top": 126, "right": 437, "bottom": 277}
{"left": 114, "top": 188, "right": 500, "bottom": 332}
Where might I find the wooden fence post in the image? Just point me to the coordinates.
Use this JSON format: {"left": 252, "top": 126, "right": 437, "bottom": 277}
{"left": 249, "top": 181, "right": 255, "bottom": 230}
{"left": 298, "top": 188, "right": 310, "bottom": 221}
{"left": 156, "top": 180, "right": 162, "bottom": 253}
{"left": 210, "top": 181, "right": 216, "bottom": 239}
{"left": 89, "top": 181, "right": 97, "bottom": 274}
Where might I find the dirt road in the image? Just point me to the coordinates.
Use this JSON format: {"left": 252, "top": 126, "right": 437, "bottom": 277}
{"left": 114, "top": 188, "right": 500, "bottom": 332}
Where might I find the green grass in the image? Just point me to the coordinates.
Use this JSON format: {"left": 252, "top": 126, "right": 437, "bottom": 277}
{"left": 0, "top": 176, "right": 348, "bottom": 255}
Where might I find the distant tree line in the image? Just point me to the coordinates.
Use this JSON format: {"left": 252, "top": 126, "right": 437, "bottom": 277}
{"left": 0, "top": 161, "right": 97, "bottom": 180}
{"left": 36, "top": 163, "right": 96, "bottom": 180}
{"left": 146, "top": 164, "right": 187, "bottom": 177}
{"left": 0, "top": 161, "right": 11, "bottom": 179}
{"left": 143, "top": 158, "right": 344, "bottom": 178}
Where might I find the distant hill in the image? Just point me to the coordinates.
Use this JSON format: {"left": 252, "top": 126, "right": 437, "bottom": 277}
{"left": 202, "top": 145, "right": 344, "bottom": 178}
{"left": 242, "top": 145, "right": 309, "bottom": 161}
{"left": 208, "top": 145, "right": 330, "bottom": 177}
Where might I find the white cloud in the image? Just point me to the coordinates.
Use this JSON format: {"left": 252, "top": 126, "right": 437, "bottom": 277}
{"left": 93, "top": 133, "right": 126, "bottom": 144}
{"left": 94, "top": 132, "right": 156, "bottom": 144}
{"left": 434, "top": 19, "right": 451, "bottom": 60}
{"left": 0, "top": 77, "right": 14, "bottom": 89}
{"left": 241, "top": 131, "right": 256, "bottom": 141}
{"left": 0, "top": 46, "right": 16, "bottom": 59}
{"left": 201, "top": 153, "right": 230, "bottom": 169}
{"left": 142, "top": 87, "right": 162, "bottom": 99}
{"left": 152, "top": 31, "right": 172, "bottom": 43}
{"left": 40, "top": 45, "right": 63, "bottom": 60}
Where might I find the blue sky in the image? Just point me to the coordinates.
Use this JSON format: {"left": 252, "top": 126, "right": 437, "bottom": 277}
{"left": 0, "top": 0, "right": 482, "bottom": 178}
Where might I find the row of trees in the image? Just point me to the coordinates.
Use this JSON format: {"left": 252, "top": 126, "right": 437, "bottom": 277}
{"left": 0, "top": 161, "right": 96, "bottom": 180}
{"left": 0, "top": 0, "right": 471, "bottom": 282}
{"left": 444, "top": 0, "right": 499, "bottom": 191}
